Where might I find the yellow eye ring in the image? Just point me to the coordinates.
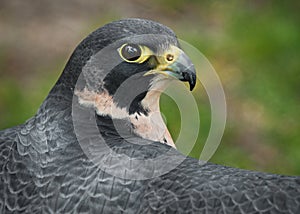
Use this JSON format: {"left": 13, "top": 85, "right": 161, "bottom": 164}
{"left": 118, "top": 44, "right": 152, "bottom": 63}
{"left": 119, "top": 43, "right": 142, "bottom": 62}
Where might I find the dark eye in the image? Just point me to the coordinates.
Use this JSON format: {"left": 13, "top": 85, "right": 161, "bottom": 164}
{"left": 120, "top": 44, "right": 142, "bottom": 61}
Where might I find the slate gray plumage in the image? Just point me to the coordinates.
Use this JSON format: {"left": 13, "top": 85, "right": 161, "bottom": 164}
{"left": 1, "top": 18, "right": 299, "bottom": 213}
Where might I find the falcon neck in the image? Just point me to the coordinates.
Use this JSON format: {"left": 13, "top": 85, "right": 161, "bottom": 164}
{"left": 132, "top": 89, "right": 175, "bottom": 147}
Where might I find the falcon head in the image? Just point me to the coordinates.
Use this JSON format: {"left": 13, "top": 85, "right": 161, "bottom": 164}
{"left": 62, "top": 18, "right": 196, "bottom": 147}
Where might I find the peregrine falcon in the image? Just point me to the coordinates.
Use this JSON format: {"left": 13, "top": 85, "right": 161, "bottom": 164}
{"left": 0, "top": 18, "right": 299, "bottom": 213}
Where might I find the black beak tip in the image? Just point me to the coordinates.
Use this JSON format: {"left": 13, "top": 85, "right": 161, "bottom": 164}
{"left": 189, "top": 72, "right": 196, "bottom": 91}
{"left": 182, "top": 68, "right": 196, "bottom": 91}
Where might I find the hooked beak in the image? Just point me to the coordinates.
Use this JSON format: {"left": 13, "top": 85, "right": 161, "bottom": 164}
{"left": 145, "top": 47, "right": 196, "bottom": 91}
{"left": 162, "top": 51, "right": 196, "bottom": 91}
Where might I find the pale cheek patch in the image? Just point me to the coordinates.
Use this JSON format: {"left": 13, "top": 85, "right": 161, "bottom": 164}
{"left": 74, "top": 88, "right": 129, "bottom": 119}
{"left": 74, "top": 87, "right": 175, "bottom": 148}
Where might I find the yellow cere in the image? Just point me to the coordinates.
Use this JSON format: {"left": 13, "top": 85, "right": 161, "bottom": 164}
{"left": 154, "top": 45, "right": 181, "bottom": 71}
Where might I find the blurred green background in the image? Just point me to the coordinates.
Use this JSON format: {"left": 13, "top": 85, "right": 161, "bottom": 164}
{"left": 0, "top": 1, "right": 299, "bottom": 175}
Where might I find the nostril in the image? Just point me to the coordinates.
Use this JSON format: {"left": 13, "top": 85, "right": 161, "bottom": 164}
{"left": 166, "top": 54, "right": 174, "bottom": 62}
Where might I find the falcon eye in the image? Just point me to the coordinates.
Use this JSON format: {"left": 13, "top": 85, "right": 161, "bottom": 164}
{"left": 120, "top": 44, "right": 142, "bottom": 62}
